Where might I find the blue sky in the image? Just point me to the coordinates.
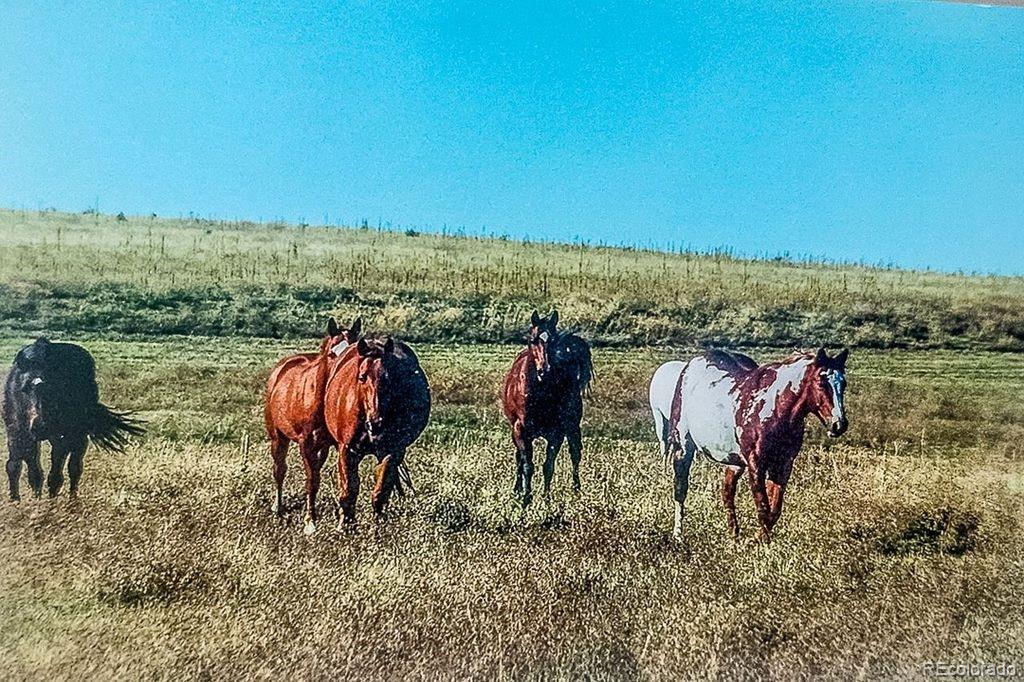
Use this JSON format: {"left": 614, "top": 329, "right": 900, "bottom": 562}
{"left": 1, "top": 1, "right": 1022, "bottom": 274}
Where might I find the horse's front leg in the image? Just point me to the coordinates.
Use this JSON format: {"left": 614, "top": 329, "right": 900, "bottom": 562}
{"left": 511, "top": 422, "right": 529, "bottom": 498}
{"left": 766, "top": 459, "right": 793, "bottom": 532}
{"left": 5, "top": 428, "right": 36, "bottom": 501}
{"left": 337, "top": 448, "right": 361, "bottom": 527}
{"left": 566, "top": 424, "right": 583, "bottom": 492}
{"left": 517, "top": 428, "right": 536, "bottom": 506}
{"left": 722, "top": 466, "right": 742, "bottom": 540}
{"left": 371, "top": 451, "right": 403, "bottom": 518}
{"left": 747, "top": 460, "right": 773, "bottom": 543}
{"left": 298, "top": 438, "right": 322, "bottom": 535}
{"left": 542, "top": 432, "right": 564, "bottom": 496}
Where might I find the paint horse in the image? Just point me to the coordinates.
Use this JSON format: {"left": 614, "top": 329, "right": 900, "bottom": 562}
{"left": 649, "top": 348, "right": 848, "bottom": 542}
{"left": 3, "top": 338, "right": 144, "bottom": 500}
{"left": 502, "top": 310, "right": 593, "bottom": 504}
{"left": 323, "top": 336, "right": 430, "bottom": 524}
{"left": 264, "top": 317, "right": 361, "bottom": 534}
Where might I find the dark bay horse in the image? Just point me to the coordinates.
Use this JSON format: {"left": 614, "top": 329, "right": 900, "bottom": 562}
{"left": 264, "top": 317, "right": 360, "bottom": 534}
{"left": 502, "top": 310, "right": 593, "bottom": 504}
{"left": 3, "top": 338, "right": 144, "bottom": 500}
{"left": 323, "top": 337, "right": 430, "bottom": 524}
{"left": 650, "top": 347, "right": 848, "bottom": 542}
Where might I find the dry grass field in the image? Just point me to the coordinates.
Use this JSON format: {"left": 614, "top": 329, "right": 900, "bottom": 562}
{"left": 0, "top": 335, "right": 1021, "bottom": 680}
{"left": 0, "top": 210, "right": 1022, "bottom": 679}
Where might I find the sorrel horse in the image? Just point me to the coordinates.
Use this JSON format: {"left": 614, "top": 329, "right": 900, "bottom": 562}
{"left": 323, "top": 336, "right": 430, "bottom": 524}
{"left": 3, "top": 338, "right": 144, "bottom": 500}
{"left": 649, "top": 347, "right": 848, "bottom": 542}
{"left": 264, "top": 317, "right": 360, "bottom": 534}
{"left": 502, "top": 310, "right": 593, "bottom": 504}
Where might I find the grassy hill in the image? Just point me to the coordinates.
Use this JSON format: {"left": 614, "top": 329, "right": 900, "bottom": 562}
{"left": 1, "top": 208, "right": 1021, "bottom": 349}
{"left": 1, "top": 208, "right": 1023, "bottom": 677}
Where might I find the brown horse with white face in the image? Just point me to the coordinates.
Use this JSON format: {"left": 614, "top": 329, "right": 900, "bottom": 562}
{"left": 502, "top": 310, "right": 593, "bottom": 504}
{"left": 264, "top": 317, "right": 360, "bottom": 534}
{"left": 323, "top": 337, "right": 430, "bottom": 524}
{"left": 650, "top": 347, "right": 849, "bottom": 542}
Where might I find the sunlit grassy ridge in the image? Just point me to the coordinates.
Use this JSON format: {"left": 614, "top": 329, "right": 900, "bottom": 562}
{"left": 1, "top": 209, "right": 1021, "bottom": 348}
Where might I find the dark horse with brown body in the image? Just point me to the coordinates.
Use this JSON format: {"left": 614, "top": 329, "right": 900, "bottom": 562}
{"left": 3, "top": 338, "right": 144, "bottom": 500}
{"left": 503, "top": 311, "right": 593, "bottom": 504}
{"left": 324, "top": 336, "right": 430, "bottom": 524}
{"left": 264, "top": 317, "right": 360, "bottom": 534}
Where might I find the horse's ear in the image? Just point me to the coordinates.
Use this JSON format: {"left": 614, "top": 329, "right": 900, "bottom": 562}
{"left": 549, "top": 310, "right": 559, "bottom": 329}
{"left": 531, "top": 310, "right": 541, "bottom": 327}
{"left": 835, "top": 348, "right": 849, "bottom": 367}
{"left": 350, "top": 317, "right": 362, "bottom": 337}
{"left": 384, "top": 337, "right": 395, "bottom": 355}
{"left": 814, "top": 347, "right": 828, "bottom": 365}
{"left": 357, "top": 338, "right": 370, "bottom": 357}
{"left": 326, "top": 317, "right": 340, "bottom": 337}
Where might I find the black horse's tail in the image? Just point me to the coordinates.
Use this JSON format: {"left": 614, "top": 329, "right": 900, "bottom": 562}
{"left": 574, "top": 336, "right": 595, "bottom": 399}
{"left": 88, "top": 403, "right": 146, "bottom": 452}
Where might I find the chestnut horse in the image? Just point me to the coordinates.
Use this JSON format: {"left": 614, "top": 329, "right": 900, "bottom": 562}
{"left": 323, "top": 337, "right": 430, "bottom": 524}
{"left": 502, "top": 310, "right": 593, "bottom": 504}
{"left": 264, "top": 317, "right": 360, "bottom": 534}
{"left": 649, "top": 347, "right": 848, "bottom": 542}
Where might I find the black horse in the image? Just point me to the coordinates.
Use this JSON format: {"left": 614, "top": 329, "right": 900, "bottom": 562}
{"left": 3, "top": 338, "right": 144, "bottom": 500}
{"left": 502, "top": 311, "right": 594, "bottom": 503}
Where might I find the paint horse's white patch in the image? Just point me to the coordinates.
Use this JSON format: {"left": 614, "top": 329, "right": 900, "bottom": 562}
{"left": 331, "top": 340, "right": 350, "bottom": 356}
{"left": 673, "top": 357, "right": 743, "bottom": 466}
{"left": 648, "top": 360, "right": 686, "bottom": 455}
{"left": 752, "top": 358, "right": 811, "bottom": 422}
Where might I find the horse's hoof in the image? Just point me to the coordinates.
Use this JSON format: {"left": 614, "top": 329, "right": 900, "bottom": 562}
{"left": 303, "top": 520, "right": 317, "bottom": 536}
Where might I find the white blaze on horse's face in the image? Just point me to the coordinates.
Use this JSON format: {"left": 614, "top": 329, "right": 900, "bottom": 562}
{"left": 754, "top": 359, "right": 811, "bottom": 423}
{"left": 331, "top": 339, "right": 350, "bottom": 356}
{"left": 822, "top": 368, "right": 848, "bottom": 437}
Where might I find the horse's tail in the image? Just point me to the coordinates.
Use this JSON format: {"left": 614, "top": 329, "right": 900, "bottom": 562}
{"left": 395, "top": 462, "right": 416, "bottom": 498}
{"left": 576, "top": 338, "right": 595, "bottom": 399}
{"left": 665, "top": 365, "right": 688, "bottom": 473}
{"left": 88, "top": 403, "right": 146, "bottom": 452}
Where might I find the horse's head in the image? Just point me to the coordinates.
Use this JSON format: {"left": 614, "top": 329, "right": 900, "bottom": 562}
{"left": 14, "top": 338, "right": 53, "bottom": 440}
{"left": 807, "top": 347, "right": 849, "bottom": 437}
{"left": 324, "top": 316, "right": 362, "bottom": 356}
{"left": 355, "top": 336, "right": 394, "bottom": 441}
{"left": 528, "top": 309, "right": 559, "bottom": 382}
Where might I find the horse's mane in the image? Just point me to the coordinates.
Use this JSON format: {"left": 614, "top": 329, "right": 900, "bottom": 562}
{"left": 703, "top": 349, "right": 759, "bottom": 375}
{"left": 733, "top": 349, "right": 817, "bottom": 394}
{"left": 555, "top": 331, "right": 594, "bottom": 397}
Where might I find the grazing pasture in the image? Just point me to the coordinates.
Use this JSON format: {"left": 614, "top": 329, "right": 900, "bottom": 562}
{"left": 0, "top": 210, "right": 1022, "bottom": 678}
{"left": 0, "top": 336, "right": 1021, "bottom": 679}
